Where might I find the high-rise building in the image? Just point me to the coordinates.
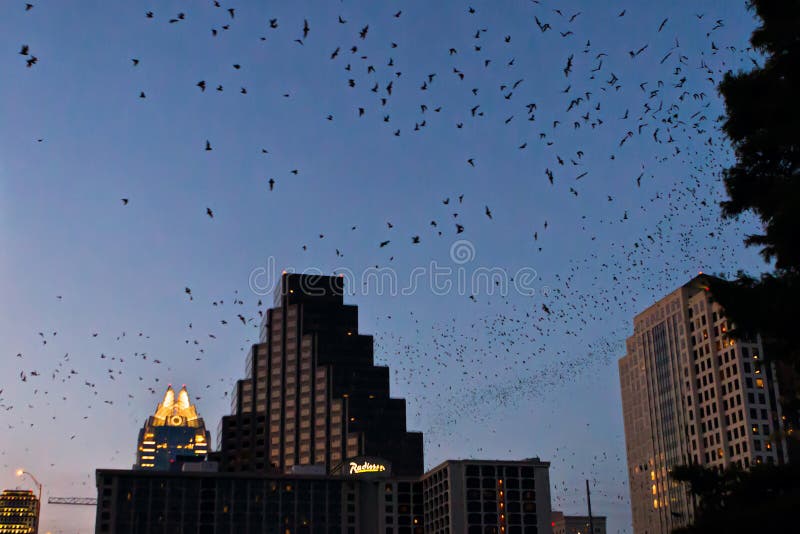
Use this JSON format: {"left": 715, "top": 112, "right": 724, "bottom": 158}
{"left": 0, "top": 489, "right": 39, "bottom": 534}
{"left": 135, "top": 385, "right": 211, "bottom": 470}
{"left": 619, "top": 274, "right": 790, "bottom": 534}
{"left": 219, "top": 273, "right": 424, "bottom": 476}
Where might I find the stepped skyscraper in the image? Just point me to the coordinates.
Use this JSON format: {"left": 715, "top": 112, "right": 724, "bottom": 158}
{"left": 219, "top": 273, "right": 424, "bottom": 475}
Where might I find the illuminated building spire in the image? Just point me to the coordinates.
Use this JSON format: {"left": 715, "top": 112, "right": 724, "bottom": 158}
{"left": 152, "top": 385, "right": 200, "bottom": 425}
{"left": 135, "top": 384, "right": 210, "bottom": 470}
{"left": 177, "top": 385, "right": 190, "bottom": 411}
{"left": 153, "top": 385, "right": 176, "bottom": 423}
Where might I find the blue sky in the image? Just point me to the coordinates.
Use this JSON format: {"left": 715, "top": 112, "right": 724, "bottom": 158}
{"left": 0, "top": 1, "right": 763, "bottom": 532}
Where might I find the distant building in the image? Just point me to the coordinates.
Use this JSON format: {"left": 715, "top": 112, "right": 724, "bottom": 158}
{"left": 135, "top": 385, "right": 211, "bottom": 470}
{"left": 220, "top": 273, "right": 424, "bottom": 476}
{"left": 422, "top": 459, "right": 553, "bottom": 534}
{"left": 0, "top": 489, "right": 39, "bottom": 534}
{"left": 619, "top": 274, "right": 790, "bottom": 534}
{"left": 551, "top": 511, "right": 606, "bottom": 534}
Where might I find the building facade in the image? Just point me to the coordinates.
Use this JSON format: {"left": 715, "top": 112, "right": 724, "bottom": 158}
{"left": 96, "top": 468, "right": 347, "bottom": 534}
{"left": 551, "top": 511, "right": 606, "bottom": 534}
{"left": 135, "top": 385, "right": 211, "bottom": 470}
{"left": 0, "top": 489, "right": 39, "bottom": 534}
{"left": 96, "top": 458, "right": 552, "bottom": 534}
{"left": 219, "top": 273, "right": 423, "bottom": 476}
{"left": 422, "top": 459, "right": 552, "bottom": 534}
{"left": 619, "top": 274, "right": 789, "bottom": 534}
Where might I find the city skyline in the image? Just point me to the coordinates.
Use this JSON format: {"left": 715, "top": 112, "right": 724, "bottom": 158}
{"left": 0, "top": 1, "right": 769, "bottom": 532}
{"left": 95, "top": 278, "right": 557, "bottom": 532}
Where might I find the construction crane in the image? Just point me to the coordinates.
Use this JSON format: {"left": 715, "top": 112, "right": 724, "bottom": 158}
{"left": 48, "top": 496, "right": 97, "bottom": 505}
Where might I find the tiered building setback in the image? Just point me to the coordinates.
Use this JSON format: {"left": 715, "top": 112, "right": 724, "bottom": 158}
{"left": 219, "top": 273, "right": 423, "bottom": 476}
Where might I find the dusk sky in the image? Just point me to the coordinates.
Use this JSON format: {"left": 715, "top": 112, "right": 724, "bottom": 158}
{"left": 0, "top": 1, "right": 765, "bottom": 532}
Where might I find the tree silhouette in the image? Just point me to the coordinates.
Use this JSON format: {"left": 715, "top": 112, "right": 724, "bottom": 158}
{"left": 710, "top": 0, "right": 800, "bottom": 452}
{"left": 672, "top": 3, "right": 800, "bottom": 531}
{"left": 718, "top": 0, "right": 800, "bottom": 270}
{"left": 671, "top": 463, "right": 800, "bottom": 533}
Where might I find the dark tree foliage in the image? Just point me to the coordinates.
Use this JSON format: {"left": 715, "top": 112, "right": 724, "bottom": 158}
{"left": 670, "top": 464, "right": 800, "bottom": 533}
{"left": 710, "top": 0, "right": 800, "bottom": 437}
{"left": 672, "top": 4, "right": 800, "bottom": 532}
{"left": 718, "top": 0, "right": 800, "bottom": 269}
{"left": 710, "top": 272, "right": 800, "bottom": 369}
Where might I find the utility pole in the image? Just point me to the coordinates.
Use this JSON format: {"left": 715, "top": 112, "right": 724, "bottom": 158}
{"left": 586, "top": 479, "right": 594, "bottom": 534}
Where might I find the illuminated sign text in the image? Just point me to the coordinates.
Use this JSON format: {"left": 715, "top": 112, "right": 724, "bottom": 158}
{"left": 349, "top": 460, "right": 387, "bottom": 475}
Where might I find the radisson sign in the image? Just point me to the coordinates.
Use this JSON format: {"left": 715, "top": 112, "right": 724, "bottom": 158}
{"left": 345, "top": 457, "right": 392, "bottom": 478}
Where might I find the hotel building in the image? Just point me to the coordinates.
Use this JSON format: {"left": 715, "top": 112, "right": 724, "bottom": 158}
{"left": 96, "top": 457, "right": 551, "bottom": 534}
{"left": 219, "top": 273, "right": 423, "bottom": 476}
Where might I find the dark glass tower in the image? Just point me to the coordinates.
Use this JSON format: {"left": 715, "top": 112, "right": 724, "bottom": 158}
{"left": 219, "top": 273, "right": 423, "bottom": 476}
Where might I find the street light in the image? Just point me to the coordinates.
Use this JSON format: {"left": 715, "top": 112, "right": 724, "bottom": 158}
{"left": 15, "top": 469, "right": 42, "bottom": 534}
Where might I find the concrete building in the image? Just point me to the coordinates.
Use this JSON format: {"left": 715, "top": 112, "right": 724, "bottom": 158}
{"left": 551, "top": 511, "right": 606, "bottom": 534}
{"left": 422, "top": 459, "right": 552, "bottom": 534}
{"left": 135, "top": 384, "right": 211, "bottom": 470}
{"left": 619, "top": 274, "right": 789, "bottom": 534}
{"left": 0, "top": 489, "right": 39, "bottom": 534}
{"left": 219, "top": 273, "right": 423, "bottom": 476}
